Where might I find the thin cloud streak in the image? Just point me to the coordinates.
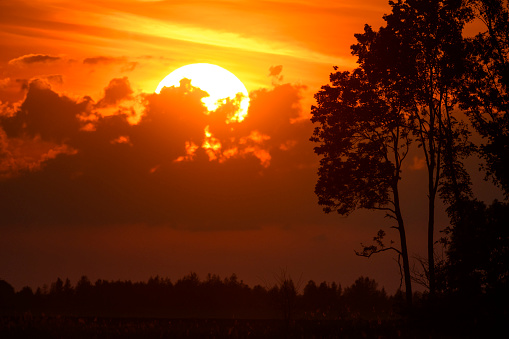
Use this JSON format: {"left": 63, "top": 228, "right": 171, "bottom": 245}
{"left": 0, "top": 0, "right": 359, "bottom": 68}
{"left": 64, "top": 8, "right": 353, "bottom": 67}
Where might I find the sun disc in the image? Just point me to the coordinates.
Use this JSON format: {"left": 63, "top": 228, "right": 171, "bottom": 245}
{"left": 156, "top": 63, "right": 249, "bottom": 122}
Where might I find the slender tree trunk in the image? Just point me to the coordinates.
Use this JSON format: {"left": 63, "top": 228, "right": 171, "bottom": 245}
{"left": 426, "top": 97, "right": 438, "bottom": 299}
{"left": 394, "top": 184, "right": 412, "bottom": 307}
{"left": 428, "top": 189, "right": 436, "bottom": 297}
{"left": 422, "top": 149, "right": 437, "bottom": 298}
{"left": 398, "top": 216, "right": 413, "bottom": 308}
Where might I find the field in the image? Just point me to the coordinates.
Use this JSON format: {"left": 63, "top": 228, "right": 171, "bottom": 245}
{"left": 0, "top": 314, "right": 477, "bottom": 338}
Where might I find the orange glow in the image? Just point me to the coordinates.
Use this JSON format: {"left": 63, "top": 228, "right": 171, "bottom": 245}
{"left": 242, "top": 146, "right": 272, "bottom": 168}
{"left": 149, "top": 165, "right": 160, "bottom": 174}
{"left": 239, "top": 130, "right": 271, "bottom": 145}
{"left": 80, "top": 122, "right": 96, "bottom": 132}
{"left": 202, "top": 125, "right": 223, "bottom": 161}
{"left": 220, "top": 147, "right": 239, "bottom": 161}
{"left": 174, "top": 141, "right": 199, "bottom": 163}
{"left": 110, "top": 136, "right": 131, "bottom": 145}
{"left": 279, "top": 140, "right": 298, "bottom": 151}
{"left": 409, "top": 156, "right": 426, "bottom": 170}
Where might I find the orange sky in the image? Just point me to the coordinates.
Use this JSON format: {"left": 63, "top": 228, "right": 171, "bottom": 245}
{"left": 0, "top": 0, "right": 501, "bottom": 293}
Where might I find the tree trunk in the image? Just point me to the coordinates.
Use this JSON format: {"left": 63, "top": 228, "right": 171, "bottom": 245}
{"left": 428, "top": 175, "right": 436, "bottom": 298}
{"left": 394, "top": 185, "right": 412, "bottom": 308}
{"left": 398, "top": 218, "right": 413, "bottom": 308}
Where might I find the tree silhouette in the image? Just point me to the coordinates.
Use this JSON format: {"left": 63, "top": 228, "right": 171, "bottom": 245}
{"left": 0, "top": 280, "right": 15, "bottom": 312}
{"left": 311, "top": 0, "right": 473, "bottom": 302}
{"left": 459, "top": 0, "right": 509, "bottom": 195}
{"left": 342, "top": 276, "right": 389, "bottom": 319}
{"left": 302, "top": 280, "right": 342, "bottom": 318}
{"left": 444, "top": 199, "right": 509, "bottom": 295}
{"left": 311, "top": 4, "right": 433, "bottom": 307}
{"left": 270, "top": 269, "right": 299, "bottom": 323}
{"left": 311, "top": 63, "right": 413, "bottom": 306}
{"left": 378, "top": 0, "right": 472, "bottom": 298}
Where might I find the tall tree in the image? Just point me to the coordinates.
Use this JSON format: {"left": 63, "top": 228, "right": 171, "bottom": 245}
{"left": 459, "top": 0, "right": 509, "bottom": 195}
{"left": 311, "top": 62, "right": 414, "bottom": 305}
{"left": 362, "top": 0, "right": 471, "bottom": 297}
{"left": 311, "top": 0, "right": 472, "bottom": 301}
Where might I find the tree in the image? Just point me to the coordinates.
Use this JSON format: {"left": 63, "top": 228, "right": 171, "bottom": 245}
{"left": 342, "top": 277, "right": 390, "bottom": 319}
{"left": 444, "top": 199, "right": 509, "bottom": 294}
{"left": 50, "top": 277, "right": 64, "bottom": 295}
{"left": 382, "top": 0, "right": 472, "bottom": 298}
{"left": 459, "top": 0, "right": 509, "bottom": 195}
{"left": 0, "top": 280, "right": 15, "bottom": 311}
{"left": 302, "top": 280, "right": 342, "bottom": 318}
{"left": 437, "top": 198, "right": 509, "bottom": 330}
{"left": 312, "top": 0, "right": 473, "bottom": 302}
{"left": 270, "top": 269, "right": 298, "bottom": 322}
{"left": 311, "top": 61, "right": 414, "bottom": 306}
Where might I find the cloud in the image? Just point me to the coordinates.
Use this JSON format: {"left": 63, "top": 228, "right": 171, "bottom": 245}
{"left": 269, "top": 65, "right": 284, "bottom": 84}
{"left": 0, "top": 73, "right": 316, "bottom": 230}
{"left": 83, "top": 56, "right": 121, "bottom": 65}
{"left": 8, "top": 54, "right": 61, "bottom": 66}
{"left": 0, "top": 78, "right": 10, "bottom": 88}
{"left": 269, "top": 65, "right": 283, "bottom": 77}
{"left": 83, "top": 56, "right": 138, "bottom": 72}
{"left": 0, "top": 78, "right": 25, "bottom": 108}
{"left": 0, "top": 100, "right": 21, "bottom": 118}
{"left": 1, "top": 79, "right": 88, "bottom": 143}
{"left": 0, "top": 129, "right": 76, "bottom": 178}
{"left": 41, "top": 74, "right": 64, "bottom": 85}
{"left": 97, "top": 77, "right": 134, "bottom": 107}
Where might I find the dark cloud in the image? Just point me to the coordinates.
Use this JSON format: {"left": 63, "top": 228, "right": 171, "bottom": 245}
{"left": 204, "top": 82, "right": 311, "bottom": 169}
{"left": 8, "top": 54, "right": 61, "bottom": 65}
{"left": 97, "top": 77, "right": 134, "bottom": 107}
{"left": 1, "top": 79, "right": 88, "bottom": 143}
{"left": 83, "top": 56, "right": 121, "bottom": 65}
{"left": 0, "top": 128, "right": 75, "bottom": 179}
{"left": 0, "top": 75, "right": 316, "bottom": 230}
{"left": 269, "top": 65, "right": 284, "bottom": 83}
{"left": 15, "top": 79, "right": 29, "bottom": 90}
{"left": 269, "top": 65, "right": 283, "bottom": 77}
{"left": 83, "top": 56, "right": 138, "bottom": 72}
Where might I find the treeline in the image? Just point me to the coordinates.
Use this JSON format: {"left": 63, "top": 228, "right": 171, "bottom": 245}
{"left": 0, "top": 274, "right": 395, "bottom": 320}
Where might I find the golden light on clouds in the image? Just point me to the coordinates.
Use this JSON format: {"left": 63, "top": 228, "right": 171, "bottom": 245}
{"left": 154, "top": 63, "right": 280, "bottom": 167}
{"left": 202, "top": 125, "right": 223, "bottom": 161}
{"left": 156, "top": 63, "right": 249, "bottom": 123}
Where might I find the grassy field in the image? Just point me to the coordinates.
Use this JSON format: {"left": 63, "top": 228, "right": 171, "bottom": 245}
{"left": 1, "top": 314, "right": 482, "bottom": 338}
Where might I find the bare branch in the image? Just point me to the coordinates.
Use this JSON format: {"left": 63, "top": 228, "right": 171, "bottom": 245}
{"left": 355, "top": 246, "right": 402, "bottom": 258}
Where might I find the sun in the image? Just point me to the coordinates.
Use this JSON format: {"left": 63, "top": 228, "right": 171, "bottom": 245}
{"left": 155, "top": 63, "right": 250, "bottom": 122}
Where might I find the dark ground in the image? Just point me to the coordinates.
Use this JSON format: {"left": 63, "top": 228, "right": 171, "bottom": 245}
{"left": 0, "top": 314, "right": 493, "bottom": 338}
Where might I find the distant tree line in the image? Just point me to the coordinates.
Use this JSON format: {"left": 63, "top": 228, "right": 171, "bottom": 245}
{"left": 1, "top": 274, "right": 396, "bottom": 320}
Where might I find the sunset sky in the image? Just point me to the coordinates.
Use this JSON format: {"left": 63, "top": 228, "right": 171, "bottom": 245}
{"left": 0, "top": 0, "right": 501, "bottom": 293}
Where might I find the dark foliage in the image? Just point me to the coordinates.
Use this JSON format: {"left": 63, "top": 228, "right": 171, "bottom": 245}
{"left": 443, "top": 199, "right": 509, "bottom": 297}
{"left": 0, "top": 274, "right": 395, "bottom": 322}
{"left": 2, "top": 274, "right": 502, "bottom": 338}
{"left": 459, "top": 0, "right": 509, "bottom": 196}
{"left": 310, "top": 21, "right": 415, "bottom": 307}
